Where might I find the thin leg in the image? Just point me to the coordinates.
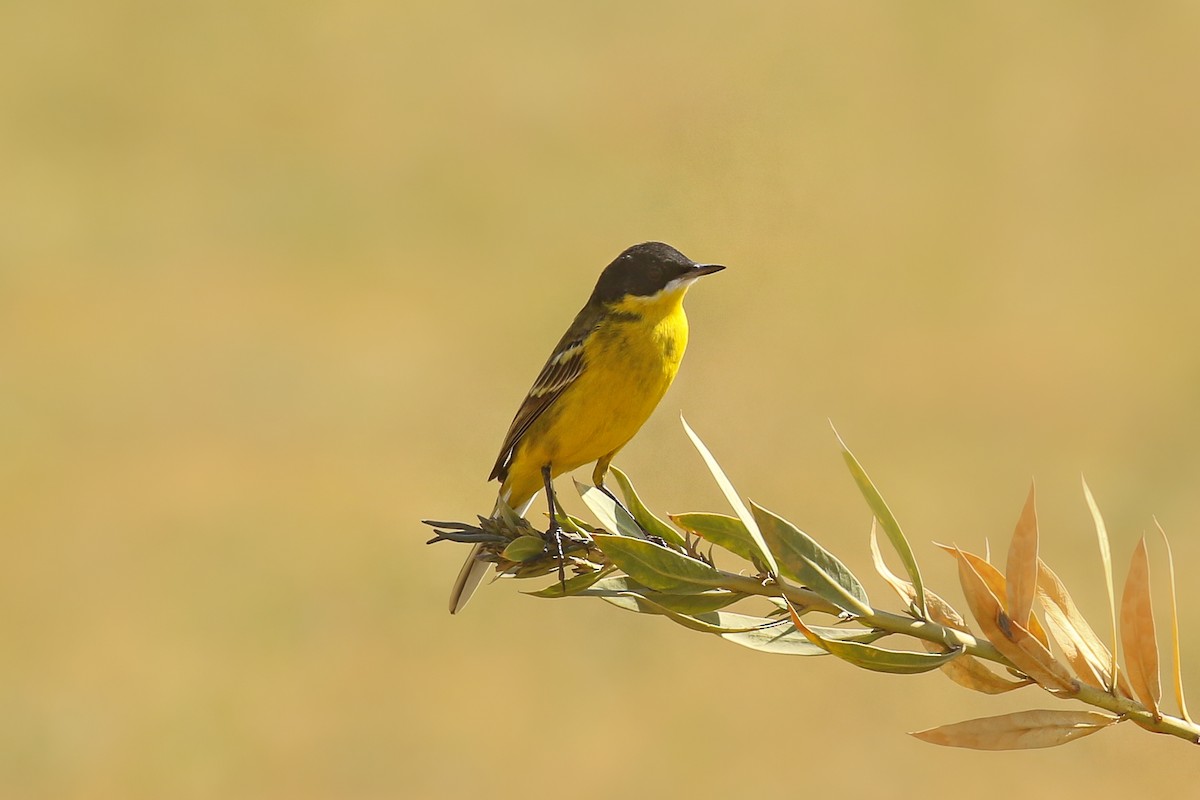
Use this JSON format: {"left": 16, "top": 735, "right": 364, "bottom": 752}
{"left": 542, "top": 464, "right": 567, "bottom": 588}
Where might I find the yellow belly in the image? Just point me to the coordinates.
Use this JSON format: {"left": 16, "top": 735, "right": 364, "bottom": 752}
{"left": 501, "top": 297, "right": 689, "bottom": 508}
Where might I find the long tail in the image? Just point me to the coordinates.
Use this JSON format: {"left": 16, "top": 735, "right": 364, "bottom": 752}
{"left": 447, "top": 491, "right": 538, "bottom": 614}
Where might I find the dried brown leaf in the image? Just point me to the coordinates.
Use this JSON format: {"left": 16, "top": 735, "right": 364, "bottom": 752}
{"left": 869, "top": 532, "right": 1025, "bottom": 692}
{"left": 870, "top": 521, "right": 915, "bottom": 607}
{"left": 912, "top": 709, "right": 1119, "bottom": 750}
{"left": 1036, "top": 558, "right": 1132, "bottom": 696}
{"left": 923, "top": 589, "right": 968, "bottom": 631}
{"left": 1006, "top": 482, "right": 1039, "bottom": 630}
{"left": 929, "top": 643, "right": 1034, "bottom": 694}
{"left": 1120, "top": 536, "right": 1161, "bottom": 716}
{"left": 1083, "top": 477, "right": 1120, "bottom": 693}
{"left": 1041, "top": 603, "right": 1108, "bottom": 689}
{"left": 954, "top": 547, "right": 1075, "bottom": 693}
{"left": 1155, "top": 518, "right": 1192, "bottom": 723}
{"left": 936, "top": 543, "right": 1051, "bottom": 650}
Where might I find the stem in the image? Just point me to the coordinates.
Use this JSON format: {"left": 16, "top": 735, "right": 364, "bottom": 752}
{"left": 436, "top": 514, "right": 1200, "bottom": 744}
{"left": 1074, "top": 683, "right": 1200, "bottom": 743}
{"left": 714, "top": 569, "right": 1200, "bottom": 744}
{"left": 714, "top": 570, "right": 842, "bottom": 616}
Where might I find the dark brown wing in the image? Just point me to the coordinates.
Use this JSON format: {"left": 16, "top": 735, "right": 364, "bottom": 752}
{"left": 488, "top": 328, "right": 589, "bottom": 483}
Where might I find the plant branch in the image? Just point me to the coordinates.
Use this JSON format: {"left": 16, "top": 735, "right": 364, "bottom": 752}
{"left": 707, "top": 571, "right": 1200, "bottom": 744}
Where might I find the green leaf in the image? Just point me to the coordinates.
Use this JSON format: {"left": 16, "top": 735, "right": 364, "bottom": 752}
{"left": 634, "top": 590, "right": 747, "bottom": 614}
{"left": 750, "top": 501, "right": 872, "bottom": 617}
{"left": 721, "top": 623, "right": 829, "bottom": 656}
{"left": 578, "top": 575, "right": 653, "bottom": 594}
{"left": 576, "top": 576, "right": 746, "bottom": 613}
{"left": 823, "top": 638, "right": 964, "bottom": 674}
{"left": 592, "top": 533, "right": 726, "bottom": 593}
{"left": 608, "top": 466, "right": 687, "bottom": 548}
{"left": 834, "top": 425, "right": 927, "bottom": 617}
{"left": 681, "top": 610, "right": 785, "bottom": 634}
{"left": 554, "top": 512, "right": 593, "bottom": 535}
{"left": 805, "top": 625, "right": 888, "bottom": 643}
{"left": 502, "top": 535, "right": 547, "bottom": 563}
{"left": 670, "top": 512, "right": 762, "bottom": 565}
{"left": 526, "top": 566, "right": 614, "bottom": 598}
{"left": 576, "top": 480, "right": 645, "bottom": 538}
{"left": 788, "top": 603, "right": 961, "bottom": 674}
{"left": 603, "top": 595, "right": 778, "bottom": 634}
{"left": 492, "top": 499, "right": 522, "bottom": 527}
{"left": 680, "top": 416, "right": 778, "bottom": 575}
{"left": 721, "top": 622, "right": 885, "bottom": 656}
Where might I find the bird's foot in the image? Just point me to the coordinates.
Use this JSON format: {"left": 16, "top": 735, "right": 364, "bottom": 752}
{"left": 542, "top": 524, "right": 569, "bottom": 591}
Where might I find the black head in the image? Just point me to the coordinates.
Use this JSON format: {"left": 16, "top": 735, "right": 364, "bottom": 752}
{"left": 589, "top": 242, "right": 725, "bottom": 305}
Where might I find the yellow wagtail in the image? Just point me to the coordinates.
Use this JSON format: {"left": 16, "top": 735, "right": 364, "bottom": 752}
{"left": 449, "top": 241, "right": 725, "bottom": 613}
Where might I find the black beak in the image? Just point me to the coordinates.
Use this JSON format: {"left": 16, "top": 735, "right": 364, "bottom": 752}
{"left": 690, "top": 263, "right": 726, "bottom": 277}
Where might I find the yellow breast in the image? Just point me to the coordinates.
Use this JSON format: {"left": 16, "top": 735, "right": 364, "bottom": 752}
{"left": 500, "top": 286, "right": 691, "bottom": 506}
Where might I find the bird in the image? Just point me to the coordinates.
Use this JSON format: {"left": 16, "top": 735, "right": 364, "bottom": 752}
{"left": 448, "top": 241, "right": 725, "bottom": 614}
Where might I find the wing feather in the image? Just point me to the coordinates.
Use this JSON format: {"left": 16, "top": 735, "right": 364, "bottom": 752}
{"left": 488, "top": 333, "right": 588, "bottom": 482}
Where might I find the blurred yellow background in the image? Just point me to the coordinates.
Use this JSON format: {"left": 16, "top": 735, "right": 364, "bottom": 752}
{"left": 4, "top": 2, "right": 1200, "bottom": 797}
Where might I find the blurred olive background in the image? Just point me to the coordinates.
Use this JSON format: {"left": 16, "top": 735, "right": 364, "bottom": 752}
{"left": 4, "top": 2, "right": 1200, "bottom": 798}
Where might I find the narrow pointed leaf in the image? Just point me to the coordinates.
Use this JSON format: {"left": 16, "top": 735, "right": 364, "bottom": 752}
{"left": 751, "top": 501, "right": 871, "bottom": 617}
{"left": 602, "top": 594, "right": 775, "bottom": 633}
{"left": 803, "top": 625, "right": 888, "bottom": 643}
{"left": 912, "top": 709, "right": 1119, "bottom": 750}
{"left": 721, "top": 621, "right": 884, "bottom": 656}
{"left": 526, "top": 566, "right": 614, "bottom": 598}
{"left": 936, "top": 650, "right": 1034, "bottom": 694}
{"left": 909, "top": 592, "right": 1029, "bottom": 692}
{"left": 492, "top": 499, "right": 521, "bottom": 527}
{"left": 1040, "top": 601, "right": 1109, "bottom": 690}
{"left": 576, "top": 480, "right": 646, "bottom": 539}
{"left": 578, "top": 577, "right": 748, "bottom": 614}
{"left": 1083, "top": 477, "right": 1120, "bottom": 691}
{"left": 591, "top": 533, "right": 724, "bottom": 593}
{"left": 1006, "top": 482, "right": 1039, "bottom": 630}
{"left": 953, "top": 547, "right": 1075, "bottom": 693}
{"left": 872, "top": 529, "right": 970, "bottom": 631}
{"left": 721, "top": 623, "right": 829, "bottom": 656}
{"left": 920, "top": 591, "right": 968, "bottom": 632}
{"left": 502, "top": 535, "right": 548, "bottom": 563}
{"left": 635, "top": 590, "right": 747, "bottom": 615}
{"left": 823, "top": 635, "right": 964, "bottom": 674}
{"left": 608, "top": 466, "right": 686, "bottom": 548}
{"left": 936, "top": 543, "right": 1051, "bottom": 649}
{"left": 681, "top": 416, "right": 778, "bottom": 575}
{"left": 1154, "top": 518, "right": 1192, "bottom": 723}
{"left": 670, "top": 512, "right": 762, "bottom": 565}
{"left": 556, "top": 512, "right": 594, "bottom": 535}
{"left": 826, "top": 638, "right": 963, "bottom": 674}
{"left": 874, "top": 531, "right": 1029, "bottom": 692}
{"left": 835, "top": 425, "right": 926, "bottom": 616}
{"left": 1120, "top": 536, "right": 1161, "bottom": 716}
{"left": 576, "top": 575, "right": 647, "bottom": 594}
{"left": 1036, "top": 558, "right": 1125, "bottom": 693}
{"left": 787, "top": 601, "right": 959, "bottom": 673}
{"left": 656, "top": 607, "right": 779, "bottom": 635}
{"left": 835, "top": 642, "right": 964, "bottom": 671}
{"left": 870, "top": 521, "right": 919, "bottom": 613}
